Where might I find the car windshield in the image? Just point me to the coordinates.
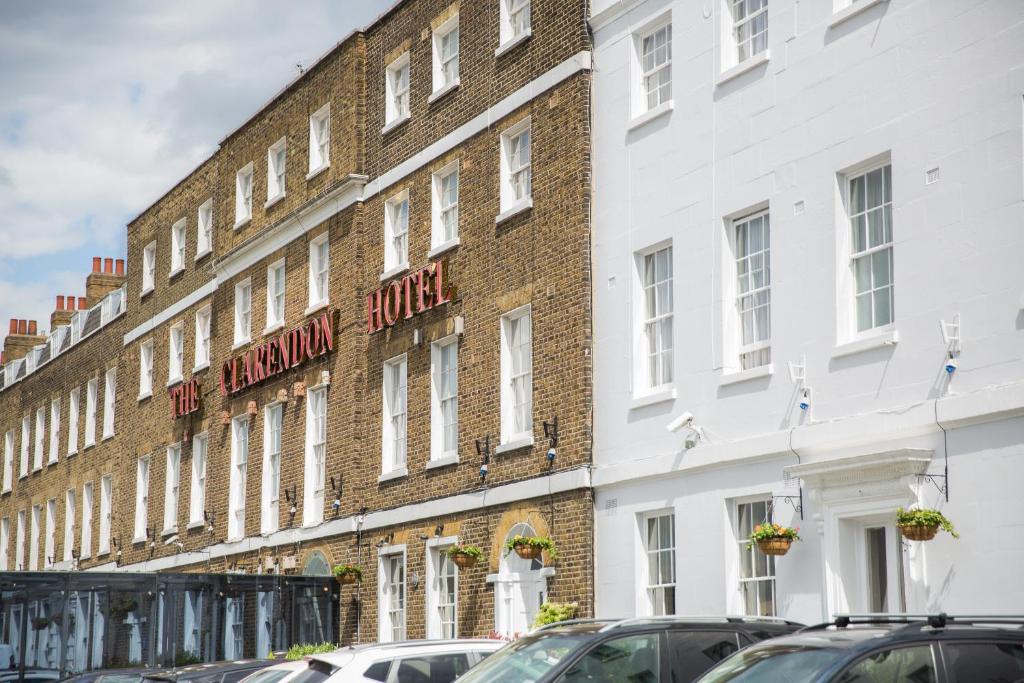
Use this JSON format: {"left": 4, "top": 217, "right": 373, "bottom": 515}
{"left": 697, "top": 644, "right": 844, "bottom": 682}
{"left": 239, "top": 671, "right": 293, "bottom": 683}
{"left": 455, "top": 633, "right": 592, "bottom": 683}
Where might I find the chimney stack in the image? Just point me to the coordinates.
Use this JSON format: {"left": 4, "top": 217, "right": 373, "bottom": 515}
{"left": 51, "top": 294, "right": 77, "bottom": 330}
{"left": 85, "top": 255, "right": 128, "bottom": 308}
{"left": 3, "top": 318, "right": 46, "bottom": 363}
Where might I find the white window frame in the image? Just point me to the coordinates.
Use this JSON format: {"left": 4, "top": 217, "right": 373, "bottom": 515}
{"left": 34, "top": 406, "right": 45, "bottom": 471}
{"left": 500, "top": 305, "right": 533, "bottom": 446}
{"left": 2, "top": 431, "right": 12, "bottom": 492}
{"left": 194, "top": 305, "right": 211, "bottom": 371}
{"left": 634, "top": 243, "right": 674, "bottom": 396}
{"left": 234, "top": 278, "right": 252, "bottom": 347}
{"left": 0, "top": 517, "right": 8, "bottom": 571}
{"left": 632, "top": 19, "right": 672, "bottom": 119}
{"left": 733, "top": 497, "right": 776, "bottom": 617}
{"left": 44, "top": 498, "right": 56, "bottom": 568}
{"left": 142, "top": 241, "right": 156, "bottom": 295}
{"left": 80, "top": 482, "right": 93, "bottom": 560}
{"left": 266, "top": 137, "right": 287, "bottom": 205}
{"left": 383, "top": 191, "right": 410, "bottom": 275}
{"left": 498, "top": 118, "right": 532, "bottom": 218}
{"left": 498, "top": 0, "right": 532, "bottom": 51}
{"left": 48, "top": 397, "right": 61, "bottom": 464}
{"left": 228, "top": 416, "right": 248, "bottom": 541}
{"left": 426, "top": 536, "right": 459, "bottom": 639}
{"left": 67, "top": 388, "right": 80, "bottom": 456}
{"left": 430, "top": 336, "right": 459, "bottom": 463}
{"left": 196, "top": 198, "right": 213, "bottom": 258}
{"left": 378, "top": 545, "right": 407, "bottom": 642}
{"left": 382, "top": 355, "right": 408, "bottom": 477}
{"left": 63, "top": 488, "right": 76, "bottom": 563}
{"left": 303, "top": 387, "right": 327, "bottom": 527}
{"left": 235, "top": 163, "right": 254, "bottom": 228}
{"left": 726, "top": 209, "right": 772, "bottom": 371}
{"left": 189, "top": 433, "right": 208, "bottom": 527}
{"left": 266, "top": 259, "right": 286, "bottom": 331}
{"left": 19, "top": 416, "right": 29, "bottom": 478}
{"left": 15, "top": 510, "right": 25, "bottom": 570}
{"left": 384, "top": 53, "right": 411, "bottom": 130}
{"left": 168, "top": 322, "right": 184, "bottom": 385}
{"left": 138, "top": 340, "right": 154, "bottom": 400}
{"left": 103, "top": 367, "right": 117, "bottom": 437}
{"left": 29, "top": 505, "right": 40, "bottom": 570}
{"left": 721, "top": 0, "right": 769, "bottom": 71}
{"left": 163, "top": 444, "right": 180, "bottom": 535}
{"left": 431, "top": 16, "right": 460, "bottom": 97}
{"left": 262, "top": 404, "right": 282, "bottom": 535}
{"left": 308, "top": 104, "right": 331, "bottom": 176}
{"left": 170, "top": 218, "right": 186, "bottom": 275}
{"left": 98, "top": 475, "right": 112, "bottom": 555}
{"left": 308, "top": 232, "right": 330, "bottom": 312}
{"left": 134, "top": 456, "right": 150, "bottom": 543}
{"left": 431, "top": 161, "right": 460, "bottom": 252}
{"left": 638, "top": 510, "right": 676, "bottom": 616}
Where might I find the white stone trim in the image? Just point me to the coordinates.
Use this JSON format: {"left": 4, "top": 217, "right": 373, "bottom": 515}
{"left": 829, "top": 0, "right": 888, "bottom": 29}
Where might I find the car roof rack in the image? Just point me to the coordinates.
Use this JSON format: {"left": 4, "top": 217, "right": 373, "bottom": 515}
{"left": 800, "top": 613, "right": 1024, "bottom": 632}
{"left": 598, "top": 615, "right": 801, "bottom": 632}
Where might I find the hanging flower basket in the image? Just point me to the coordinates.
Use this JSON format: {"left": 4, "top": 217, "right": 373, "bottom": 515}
{"left": 504, "top": 535, "right": 558, "bottom": 562}
{"left": 31, "top": 617, "right": 51, "bottom": 631}
{"left": 749, "top": 523, "right": 801, "bottom": 557}
{"left": 109, "top": 595, "right": 138, "bottom": 620}
{"left": 896, "top": 507, "right": 958, "bottom": 541}
{"left": 446, "top": 544, "right": 483, "bottom": 569}
{"left": 333, "top": 564, "right": 362, "bottom": 585}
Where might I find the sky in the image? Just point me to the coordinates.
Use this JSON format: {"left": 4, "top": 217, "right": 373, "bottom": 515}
{"left": 0, "top": 0, "right": 394, "bottom": 348}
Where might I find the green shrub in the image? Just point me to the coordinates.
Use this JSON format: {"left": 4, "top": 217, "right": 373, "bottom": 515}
{"left": 285, "top": 642, "right": 336, "bottom": 661}
{"left": 896, "top": 507, "right": 959, "bottom": 538}
{"left": 533, "top": 602, "right": 579, "bottom": 628}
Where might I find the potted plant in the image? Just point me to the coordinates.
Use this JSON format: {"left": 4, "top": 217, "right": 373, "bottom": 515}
{"left": 333, "top": 564, "right": 362, "bottom": 585}
{"left": 896, "top": 507, "right": 959, "bottom": 541}
{"left": 31, "top": 616, "right": 50, "bottom": 631}
{"left": 446, "top": 544, "right": 483, "bottom": 569}
{"left": 504, "top": 534, "right": 558, "bottom": 562}
{"left": 749, "top": 523, "right": 801, "bottom": 556}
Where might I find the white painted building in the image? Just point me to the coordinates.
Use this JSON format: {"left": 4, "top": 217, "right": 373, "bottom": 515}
{"left": 589, "top": 0, "right": 1024, "bottom": 625}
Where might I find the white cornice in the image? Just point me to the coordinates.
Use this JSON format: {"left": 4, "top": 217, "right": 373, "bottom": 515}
{"left": 784, "top": 448, "right": 932, "bottom": 489}
{"left": 589, "top": 0, "right": 644, "bottom": 31}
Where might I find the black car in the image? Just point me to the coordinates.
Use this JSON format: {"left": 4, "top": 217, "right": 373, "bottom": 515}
{"left": 455, "top": 616, "right": 802, "bottom": 683}
{"left": 142, "top": 660, "right": 279, "bottom": 683}
{"left": 696, "top": 614, "right": 1024, "bottom": 682}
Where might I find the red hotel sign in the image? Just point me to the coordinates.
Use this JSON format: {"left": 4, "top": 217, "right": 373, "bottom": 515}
{"left": 170, "top": 378, "right": 201, "bottom": 420}
{"left": 367, "top": 259, "right": 453, "bottom": 333}
{"left": 219, "top": 311, "right": 335, "bottom": 397}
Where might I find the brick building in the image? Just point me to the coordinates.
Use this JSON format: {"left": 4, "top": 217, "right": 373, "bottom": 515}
{"left": 0, "top": 0, "right": 593, "bottom": 665}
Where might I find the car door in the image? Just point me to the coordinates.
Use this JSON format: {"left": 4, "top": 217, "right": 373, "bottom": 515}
{"left": 939, "top": 639, "right": 1024, "bottom": 682}
{"left": 390, "top": 653, "right": 472, "bottom": 683}
{"left": 560, "top": 632, "right": 666, "bottom": 683}
{"left": 666, "top": 630, "right": 741, "bottom": 682}
{"left": 833, "top": 644, "right": 939, "bottom": 682}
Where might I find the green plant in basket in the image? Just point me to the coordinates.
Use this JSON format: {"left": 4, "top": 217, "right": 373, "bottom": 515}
{"left": 896, "top": 507, "right": 958, "bottom": 539}
{"left": 747, "top": 523, "right": 801, "bottom": 549}
{"left": 504, "top": 534, "right": 558, "bottom": 561}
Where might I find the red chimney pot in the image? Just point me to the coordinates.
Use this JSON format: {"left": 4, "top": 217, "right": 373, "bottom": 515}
{"left": 92, "top": 257, "right": 101, "bottom": 273}
{"left": 56, "top": 295, "right": 65, "bottom": 310}
{"left": 103, "top": 258, "right": 113, "bottom": 274}
{"left": 115, "top": 259, "right": 125, "bottom": 276}
{"left": 27, "top": 321, "right": 37, "bottom": 336}
{"left": 78, "top": 297, "right": 87, "bottom": 310}
{"left": 17, "top": 320, "right": 27, "bottom": 335}
{"left": 66, "top": 295, "right": 75, "bottom": 310}
{"left": 8, "top": 319, "right": 16, "bottom": 334}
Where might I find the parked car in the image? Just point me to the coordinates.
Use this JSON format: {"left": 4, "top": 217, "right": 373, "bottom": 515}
{"left": 455, "top": 617, "right": 802, "bottom": 683}
{"left": 143, "top": 659, "right": 278, "bottom": 683}
{"left": 236, "top": 661, "right": 309, "bottom": 683}
{"left": 695, "top": 614, "right": 1024, "bottom": 682}
{"left": 59, "top": 666, "right": 165, "bottom": 683}
{"left": 0, "top": 670, "right": 61, "bottom": 683}
{"left": 296, "top": 639, "right": 501, "bottom": 683}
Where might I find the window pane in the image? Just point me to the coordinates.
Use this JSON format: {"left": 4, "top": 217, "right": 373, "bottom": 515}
{"left": 837, "top": 645, "right": 935, "bottom": 683}
{"left": 668, "top": 631, "right": 739, "bottom": 682}
{"left": 945, "top": 642, "right": 1024, "bottom": 682}
{"left": 564, "top": 634, "right": 660, "bottom": 683}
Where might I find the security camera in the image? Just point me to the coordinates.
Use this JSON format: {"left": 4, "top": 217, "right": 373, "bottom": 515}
{"left": 332, "top": 498, "right": 341, "bottom": 511}
{"left": 479, "top": 463, "right": 489, "bottom": 479}
{"left": 546, "top": 447, "right": 556, "bottom": 463}
{"left": 666, "top": 411, "right": 695, "bottom": 433}
{"left": 944, "top": 354, "right": 958, "bottom": 375}
{"left": 799, "top": 388, "right": 811, "bottom": 411}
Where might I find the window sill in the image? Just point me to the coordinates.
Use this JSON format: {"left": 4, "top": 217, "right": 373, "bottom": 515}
{"left": 83, "top": 441, "right": 95, "bottom": 450}
{"left": 496, "top": 436, "right": 534, "bottom": 455}
{"left": 96, "top": 550, "right": 110, "bottom": 558}
{"left": 102, "top": 432, "right": 114, "bottom": 442}
{"left": 495, "top": 29, "right": 532, "bottom": 58}
{"left": 232, "top": 337, "right": 251, "bottom": 351}
{"left": 378, "top": 467, "right": 408, "bottom": 483}
{"left": 131, "top": 536, "right": 147, "bottom": 545}
{"left": 427, "top": 238, "right": 460, "bottom": 259}
{"left": 233, "top": 216, "right": 251, "bottom": 231}
{"left": 719, "top": 363, "right": 773, "bottom": 386}
{"left": 832, "top": 329, "right": 899, "bottom": 358}
{"left": 716, "top": 50, "right": 770, "bottom": 87}
{"left": 264, "top": 193, "right": 286, "bottom": 210}
{"left": 194, "top": 248, "right": 212, "bottom": 263}
{"left": 306, "top": 163, "right": 330, "bottom": 181}
{"left": 495, "top": 198, "right": 533, "bottom": 225}
{"left": 380, "top": 263, "right": 410, "bottom": 283}
{"left": 628, "top": 100, "right": 674, "bottom": 132}
{"left": 161, "top": 527, "right": 178, "bottom": 537}
{"left": 67, "top": 450, "right": 77, "bottom": 458}
{"left": 263, "top": 322, "right": 285, "bottom": 337}
{"left": 192, "top": 361, "right": 210, "bottom": 374}
{"left": 138, "top": 392, "right": 153, "bottom": 402}
{"left": 47, "top": 459, "right": 58, "bottom": 467}
{"left": 79, "top": 553, "right": 90, "bottom": 561}
{"left": 829, "top": 0, "right": 888, "bottom": 28}
{"left": 304, "top": 300, "right": 329, "bottom": 317}
{"left": 428, "top": 79, "right": 460, "bottom": 104}
{"left": 186, "top": 520, "right": 205, "bottom": 531}
{"left": 167, "top": 376, "right": 183, "bottom": 388}
{"left": 140, "top": 287, "right": 154, "bottom": 300}
{"left": 426, "top": 454, "right": 459, "bottom": 470}
{"left": 381, "top": 113, "right": 411, "bottom": 136}
{"left": 168, "top": 266, "right": 185, "bottom": 280}
{"left": 18, "top": 474, "right": 27, "bottom": 481}
{"left": 629, "top": 388, "right": 676, "bottom": 410}
{"left": 1, "top": 488, "right": 10, "bottom": 496}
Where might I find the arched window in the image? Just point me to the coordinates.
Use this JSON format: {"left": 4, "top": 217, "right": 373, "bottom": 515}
{"left": 488, "top": 522, "right": 553, "bottom": 637}
{"left": 302, "top": 550, "right": 331, "bottom": 576}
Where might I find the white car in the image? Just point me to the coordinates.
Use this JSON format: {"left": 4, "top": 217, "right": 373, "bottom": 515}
{"left": 294, "top": 640, "right": 502, "bottom": 683}
{"left": 238, "top": 660, "right": 310, "bottom": 683}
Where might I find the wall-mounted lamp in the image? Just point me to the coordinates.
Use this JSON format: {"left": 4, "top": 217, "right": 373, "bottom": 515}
{"left": 331, "top": 476, "right": 343, "bottom": 513}
{"left": 284, "top": 485, "right": 298, "bottom": 518}
{"left": 476, "top": 435, "right": 491, "bottom": 481}
{"left": 204, "top": 510, "right": 216, "bottom": 532}
{"left": 543, "top": 416, "right": 559, "bottom": 465}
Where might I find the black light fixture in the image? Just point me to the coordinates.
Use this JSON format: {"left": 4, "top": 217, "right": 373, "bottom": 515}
{"left": 284, "top": 485, "right": 298, "bottom": 518}
{"left": 543, "top": 416, "right": 559, "bottom": 465}
{"left": 476, "top": 435, "right": 491, "bottom": 481}
{"left": 331, "top": 476, "right": 343, "bottom": 514}
{"left": 204, "top": 510, "right": 216, "bottom": 532}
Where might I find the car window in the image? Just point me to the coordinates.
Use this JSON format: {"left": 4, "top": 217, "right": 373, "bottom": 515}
{"left": 240, "top": 671, "right": 292, "bottom": 683}
{"left": 455, "top": 632, "right": 592, "bottom": 683}
{"left": 696, "top": 644, "right": 843, "bottom": 681}
{"left": 668, "top": 631, "right": 740, "bottom": 682}
{"left": 363, "top": 661, "right": 392, "bottom": 682}
{"left": 836, "top": 645, "right": 936, "bottom": 683}
{"left": 289, "top": 661, "right": 337, "bottom": 683}
{"left": 394, "top": 654, "right": 471, "bottom": 683}
{"left": 563, "top": 633, "right": 662, "bottom": 683}
{"left": 99, "top": 676, "right": 145, "bottom": 683}
{"left": 944, "top": 641, "right": 1024, "bottom": 682}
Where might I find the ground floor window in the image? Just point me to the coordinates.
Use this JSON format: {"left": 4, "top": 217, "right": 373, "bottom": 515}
{"left": 736, "top": 499, "right": 776, "bottom": 617}
{"left": 379, "top": 549, "right": 407, "bottom": 642}
{"left": 427, "top": 540, "right": 458, "bottom": 639}
{"left": 642, "top": 512, "right": 676, "bottom": 616}
{"left": 224, "top": 595, "right": 244, "bottom": 659}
